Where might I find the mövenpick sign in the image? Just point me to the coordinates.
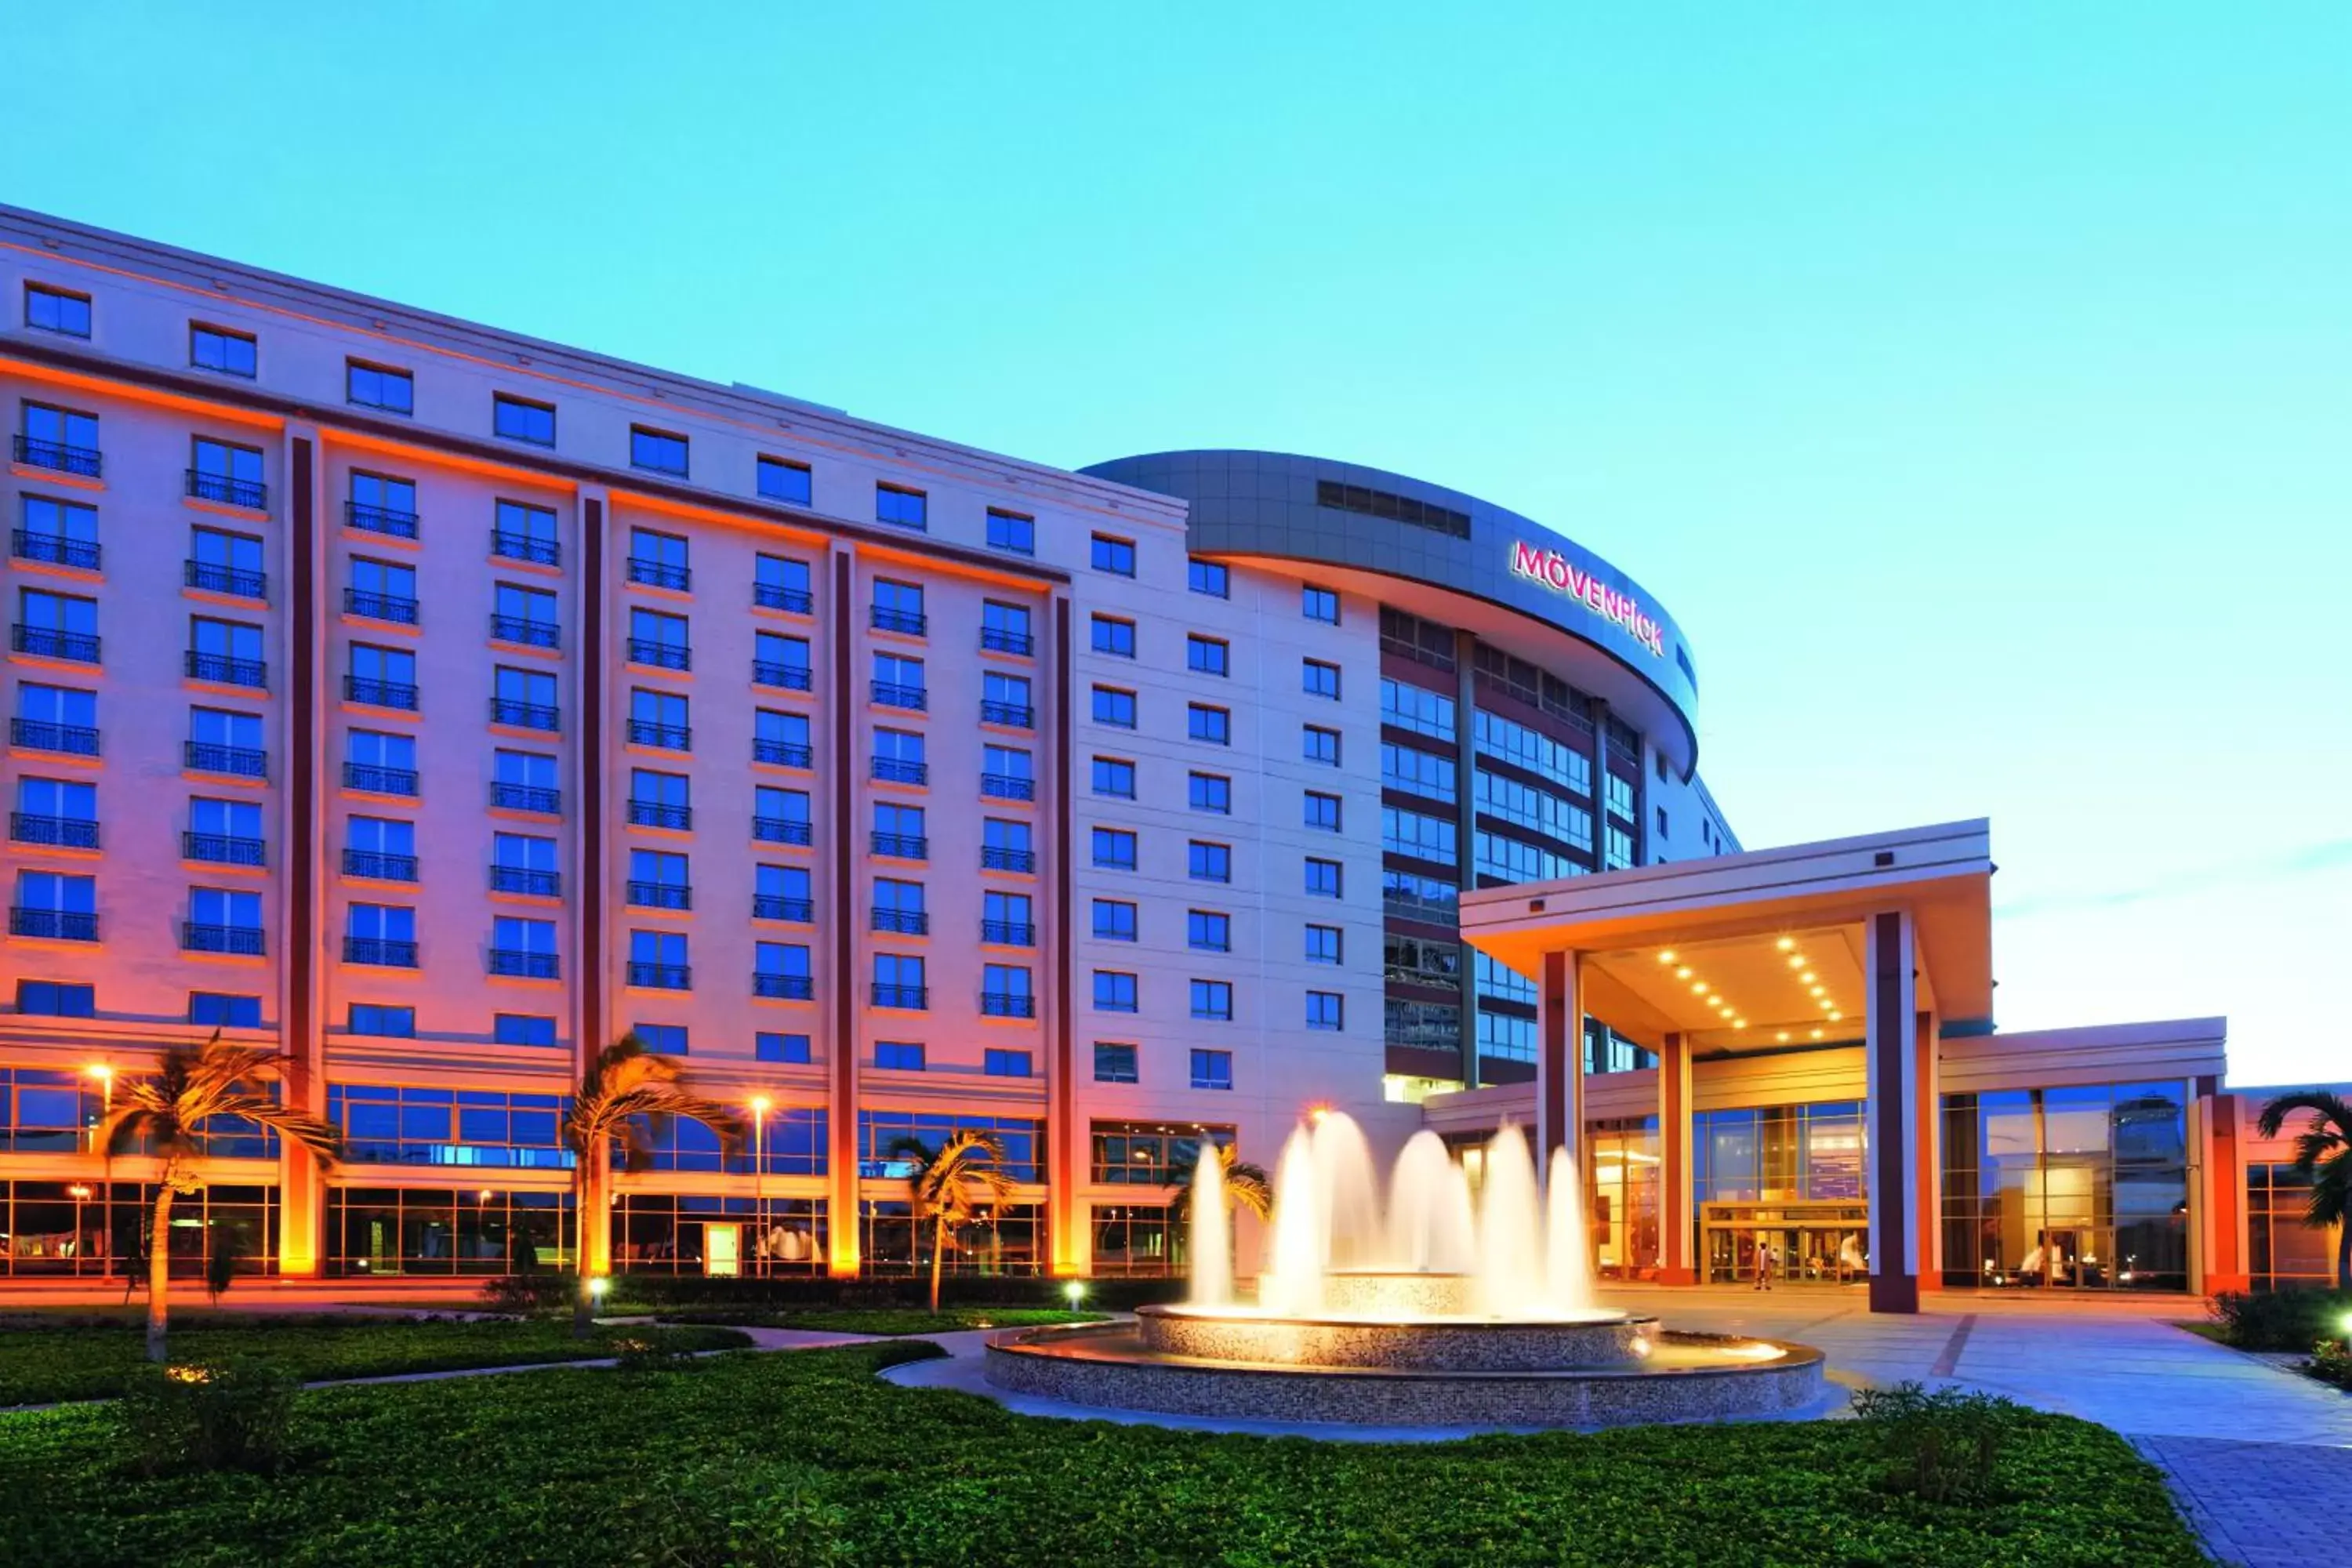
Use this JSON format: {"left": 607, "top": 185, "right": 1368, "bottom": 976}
{"left": 1508, "top": 542, "right": 1665, "bottom": 657}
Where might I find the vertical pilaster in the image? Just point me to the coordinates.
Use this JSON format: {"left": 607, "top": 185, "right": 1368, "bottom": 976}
{"left": 826, "top": 547, "right": 861, "bottom": 1276}
{"left": 277, "top": 430, "right": 324, "bottom": 1275}
{"left": 1047, "top": 594, "right": 1080, "bottom": 1275}
{"left": 574, "top": 492, "right": 609, "bottom": 1274}
{"left": 1914, "top": 1009, "right": 1939, "bottom": 1283}
{"left": 1539, "top": 950, "right": 1584, "bottom": 1166}
{"left": 2198, "top": 1091, "right": 2250, "bottom": 1294}
{"left": 1865, "top": 911, "right": 1920, "bottom": 1312}
{"left": 1451, "top": 630, "right": 1479, "bottom": 1089}
{"left": 1657, "top": 1030, "right": 1695, "bottom": 1283}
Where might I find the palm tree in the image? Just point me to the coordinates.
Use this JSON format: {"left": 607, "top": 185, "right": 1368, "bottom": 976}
{"left": 2256, "top": 1091, "right": 2352, "bottom": 1290}
{"left": 1165, "top": 1142, "right": 1272, "bottom": 1225}
{"left": 564, "top": 1033, "right": 746, "bottom": 1335}
{"left": 886, "top": 1131, "right": 1017, "bottom": 1315}
{"left": 95, "top": 1034, "right": 341, "bottom": 1363}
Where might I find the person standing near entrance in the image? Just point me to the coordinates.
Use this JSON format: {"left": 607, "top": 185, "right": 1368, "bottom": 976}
{"left": 1752, "top": 1236, "right": 1775, "bottom": 1291}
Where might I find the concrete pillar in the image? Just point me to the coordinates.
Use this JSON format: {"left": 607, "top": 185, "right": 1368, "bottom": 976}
{"left": 1657, "top": 1031, "right": 1696, "bottom": 1283}
{"left": 2198, "top": 1091, "right": 2250, "bottom": 1294}
{"left": 1864, "top": 911, "right": 1920, "bottom": 1312}
{"left": 1539, "top": 951, "right": 1584, "bottom": 1167}
{"left": 1913, "top": 1010, "right": 1939, "bottom": 1283}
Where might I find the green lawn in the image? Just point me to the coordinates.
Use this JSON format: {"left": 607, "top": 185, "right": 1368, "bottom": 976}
{"left": 0, "top": 1342, "right": 2205, "bottom": 1567}
{"left": 0, "top": 1313, "right": 750, "bottom": 1406}
{"left": 662, "top": 1305, "right": 1107, "bottom": 1336}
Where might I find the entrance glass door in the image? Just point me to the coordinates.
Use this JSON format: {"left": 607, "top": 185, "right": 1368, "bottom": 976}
{"left": 702, "top": 1222, "right": 740, "bottom": 1278}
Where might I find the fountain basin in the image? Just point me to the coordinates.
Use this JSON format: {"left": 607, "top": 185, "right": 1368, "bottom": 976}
{"left": 985, "top": 1321, "right": 1827, "bottom": 1429}
{"left": 1139, "top": 1302, "right": 1653, "bottom": 1371}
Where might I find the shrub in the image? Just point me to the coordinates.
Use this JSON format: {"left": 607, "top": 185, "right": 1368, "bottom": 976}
{"left": 116, "top": 1357, "right": 299, "bottom": 1475}
{"left": 2209, "top": 1287, "right": 2352, "bottom": 1350}
{"left": 2309, "top": 1335, "right": 2352, "bottom": 1389}
{"left": 612, "top": 1335, "right": 700, "bottom": 1374}
{"left": 1849, "top": 1381, "right": 2023, "bottom": 1504}
{"left": 477, "top": 1271, "right": 1184, "bottom": 1317}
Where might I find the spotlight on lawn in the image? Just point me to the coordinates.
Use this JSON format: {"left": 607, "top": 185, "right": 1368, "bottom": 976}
{"left": 1064, "top": 1281, "right": 1087, "bottom": 1307}
{"left": 589, "top": 1276, "right": 611, "bottom": 1301}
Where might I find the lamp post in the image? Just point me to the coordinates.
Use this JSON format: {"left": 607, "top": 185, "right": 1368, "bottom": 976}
{"left": 750, "top": 1096, "right": 772, "bottom": 1278}
{"left": 68, "top": 1185, "right": 92, "bottom": 1276}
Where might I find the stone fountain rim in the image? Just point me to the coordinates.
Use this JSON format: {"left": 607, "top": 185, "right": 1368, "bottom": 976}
{"left": 1135, "top": 1302, "right": 1658, "bottom": 1334}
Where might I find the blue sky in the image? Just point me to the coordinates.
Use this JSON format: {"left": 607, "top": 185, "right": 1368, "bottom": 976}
{"left": 6, "top": 5, "right": 2346, "bottom": 1083}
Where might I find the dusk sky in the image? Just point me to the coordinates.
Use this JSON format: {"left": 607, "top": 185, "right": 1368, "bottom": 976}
{"left": 6, "top": 5, "right": 2344, "bottom": 1083}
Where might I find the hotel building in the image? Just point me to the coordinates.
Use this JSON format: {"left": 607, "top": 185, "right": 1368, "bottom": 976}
{"left": 0, "top": 208, "right": 2334, "bottom": 1303}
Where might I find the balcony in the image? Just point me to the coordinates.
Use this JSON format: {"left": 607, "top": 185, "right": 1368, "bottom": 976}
{"left": 489, "top": 866, "right": 561, "bottom": 897}
{"left": 491, "top": 529, "right": 560, "bottom": 567}
{"left": 626, "top": 720, "right": 691, "bottom": 752}
{"left": 870, "top": 983, "right": 927, "bottom": 1011}
{"left": 187, "top": 470, "right": 267, "bottom": 510}
{"left": 488, "top": 949, "right": 560, "bottom": 979}
{"left": 980, "top": 773, "right": 1034, "bottom": 801}
{"left": 982, "top": 992, "right": 1036, "bottom": 1019}
{"left": 345, "top": 675, "right": 419, "bottom": 710}
{"left": 627, "top": 880, "right": 693, "bottom": 910}
{"left": 627, "top": 961, "right": 691, "bottom": 989}
{"left": 753, "top": 974, "right": 815, "bottom": 1000}
{"left": 871, "top": 606, "right": 927, "bottom": 637}
{"left": 13, "top": 530, "right": 100, "bottom": 572}
{"left": 980, "top": 626, "right": 1033, "bottom": 656}
{"left": 753, "top": 815, "right": 812, "bottom": 845}
{"left": 981, "top": 920, "right": 1036, "bottom": 947}
{"left": 185, "top": 561, "right": 267, "bottom": 599}
{"left": 185, "top": 832, "right": 267, "bottom": 867}
{"left": 183, "top": 921, "right": 263, "bottom": 956}
{"left": 871, "top": 681, "right": 926, "bottom": 711}
{"left": 626, "top": 637, "right": 691, "bottom": 672}
{"left": 981, "top": 700, "right": 1034, "bottom": 729}
{"left": 754, "top": 583, "right": 813, "bottom": 614}
{"left": 490, "top": 613, "right": 559, "bottom": 648}
{"left": 344, "top": 588, "right": 419, "bottom": 626}
{"left": 15, "top": 626, "right": 100, "bottom": 663}
{"left": 489, "top": 698, "right": 559, "bottom": 731}
{"left": 982, "top": 846, "right": 1036, "bottom": 873}
{"left": 13, "top": 434, "right": 102, "bottom": 478}
{"left": 344, "top": 761, "right": 418, "bottom": 796}
{"left": 869, "top": 831, "right": 927, "bottom": 860}
{"left": 872, "top": 757, "right": 927, "bottom": 786}
{"left": 11, "top": 717, "right": 99, "bottom": 756}
{"left": 627, "top": 557, "right": 691, "bottom": 592}
{"left": 346, "top": 500, "right": 419, "bottom": 539}
{"left": 343, "top": 936, "right": 419, "bottom": 967}
{"left": 753, "top": 895, "right": 813, "bottom": 922}
{"left": 751, "top": 661, "right": 811, "bottom": 691}
{"left": 491, "top": 781, "right": 561, "bottom": 815}
{"left": 627, "top": 800, "right": 692, "bottom": 831}
{"left": 753, "top": 739, "right": 812, "bottom": 768}
{"left": 342, "top": 848, "right": 419, "bottom": 881}
{"left": 188, "top": 741, "right": 267, "bottom": 779}
{"left": 13, "top": 907, "right": 98, "bottom": 942}
{"left": 187, "top": 652, "right": 267, "bottom": 689}
{"left": 872, "top": 908, "right": 929, "bottom": 936}
{"left": 13, "top": 813, "right": 99, "bottom": 849}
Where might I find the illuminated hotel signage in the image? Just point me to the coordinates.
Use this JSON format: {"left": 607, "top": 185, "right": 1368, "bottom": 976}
{"left": 1508, "top": 542, "right": 1665, "bottom": 656}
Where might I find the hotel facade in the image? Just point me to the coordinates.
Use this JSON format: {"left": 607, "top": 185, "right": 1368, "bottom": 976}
{"left": 0, "top": 209, "right": 2333, "bottom": 1302}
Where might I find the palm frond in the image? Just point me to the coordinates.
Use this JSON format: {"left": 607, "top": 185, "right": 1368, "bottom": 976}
{"left": 2256, "top": 1091, "right": 2352, "bottom": 1145}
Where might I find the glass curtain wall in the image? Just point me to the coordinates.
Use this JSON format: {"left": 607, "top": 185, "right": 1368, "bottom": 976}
{"left": 2248, "top": 1162, "right": 2336, "bottom": 1291}
{"left": 1589, "top": 1116, "right": 1661, "bottom": 1278}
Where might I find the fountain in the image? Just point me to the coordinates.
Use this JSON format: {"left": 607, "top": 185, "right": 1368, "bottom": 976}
{"left": 985, "top": 1112, "right": 1827, "bottom": 1428}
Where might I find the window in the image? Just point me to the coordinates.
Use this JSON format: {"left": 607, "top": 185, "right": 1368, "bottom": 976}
{"left": 190, "top": 992, "right": 263, "bottom": 1028}
{"left": 348, "top": 557, "right": 418, "bottom": 624}
{"left": 1191, "top": 1049, "right": 1233, "bottom": 1091}
{"left": 347, "top": 644, "right": 417, "bottom": 710}
{"left": 1187, "top": 910, "right": 1230, "bottom": 952}
{"left": 1305, "top": 858, "right": 1342, "bottom": 898}
{"left": 985, "top": 1048, "right": 1032, "bottom": 1077}
{"left": 873, "top": 801, "right": 926, "bottom": 858}
{"left": 1303, "top": 791, "right": 1341, "bottom": 832}
{"left": 187, "top": 525, "right": 265, "bottom": 598}
{"left": 1305, "top": 924, "right": 1342, "bottom": 964}
{"left": 750, "top": 454, "right": 813, "bottom": 506}
{"left": 1092, "top": 827, "right": 1138, "bottom": 871}
{"left": 492, "top": 499, "right": 560, "bottom": 565}
{"left": 981, "top": 600, "right": 1033, "bottom": 655}
{"left": 755, "top": 785, "right": 813, "bottom": 844}
{"left": 16, "top": 980, "right": 93, "bottom": 1017}
{"left": 190, "top": 615, "right": 266, "bottom": 688}
{"left": 754, "top": 942, "right": 813, "bottom": 999}
{"left": 982, "top": 816, "right": 1033, "bottom": 872}
{"left": 492, "top": 582, "right": 559, "bottom": 647}
{"left": 755, "top": 862, "right": 814, "bottom": 923}
{"left": 1094, "top": 971, "right": 1138, "bottom": 1013}
{"left": 343, "top": 902, "right": 417, "bottom": 967}
{"left": 1306, "top": 992, "right": 1345, "bottom": 1031}
{"left": 490, "top": 832, "right": 560, "bottom": 897}
{"left": 190, "top": 324, "right": 257, "bottom": 378}
{"left": 1188, "top": 705, "right": 1230, "bottom": 746}
{"left": 1381, "top": 742, "right": 1458, "bottom": 803}
{"left": 24, "top": 284, "right": 90, "bottom": 338}
{"left": 755, "top": 554, "right": 814, "bottom": 614}
{"left": 1189, "top": 772, "right": 1231, "bottom": 814}
{"left": 1092, "top": 757, "right": 1135, "bottom": 798}
{"left": 14, "top": 682, "right": 98, "bottom": 757}
{"left": 1091, "top": 534, "right": 1136, "bottom": 575}
{"left": 16, "top": 869, "right": 97, "bottom": 942}
{"left": 1092, "top": 899, "right": 1138, "bottom": 942}
{"left": 1093, "top": 1044, "right": 1139, "bottom": 1084}
{"left": 627, "top": 688, "right": 691, "bottom": 751}
{"left": 627, "top": 612, "right": 693, "bottom": 675}
{"left": 19, "top": 586, "right": 99, "bottom": 662}
{"left": 628, "top": 426, "right": 688, "bottom": 477}
{"left": 1605, "top": 772, "right": 1635, "bottom": 822}
{"left": 492, "top": 749, "right": 559, "bottom": 815}
{"left": 1301, "top": 585, "right": 1340, "bottom": 624}
{"left": 1302, "top": 725, "right": 1341, "bottom": 766}
{"left": 1092, "top": 686, "right": 1137, "bottom": 728}
{"left": 874, "top": 728, "right": 927, "bottom": 786}
{"left": 756, "top": 1031, "right": 812, "bottom": 1065}
{"left": 636, "top": 1022, "right": 689, "bottom": 1056}
{"left": 753, "top": 630, "right": 811, "bottom": 692}
{"left": 19, "top": 403, "right": 100, "bottom": 476}
{"left": 343, "top": 815, "right": 415, "bottom": 880}
{"left": 872, "top": 877, "right": 927, "bottom": 934}
{"left": 1190, "top": 980, "right": 1233, "bottom": 1021}
{"left": 877, "top": 1041, "right": 925, "bottom": 1072}
{"left": 873, "top": 652, "right": 926, "bottom": 710}
{"left": 1188, "top": 840, "right": 1231, "bottom": 883}
{"left": 986, "top": 509, "right": 1034, "bottom": 555}
{"left": 16, "top": 495, "right": 99, "bottom": 571}
{"left": 1605, "top": 825, "right": 1635, "bottom": 871}
{"left": 1302, "top": 659, "right": 1341, "bottom": 700}
{"left": 1091, "top": 615, "right": 1136, "bottom": 658}
{"left": 347, "top": 361, "right": 413, "bottom": 414}
{"left": 982, "top": 964, "right": 1034, "bottom": 1018}
{"left": 189, "top": 438, "right": 265, "bottom": 509}
{"left": 872, "top": 579, "right": 925, "bottom": 636}
{"left": 1385, "top": 805, "right": 1461, "bottom": 863}
{"left": 1188, "top": 558, "right": 1229, "bottom": 597}
{"left": 627, "top": 848, "right": 691, "bottom": 909}
{"left": 982, "top": 672, "right": 1033, "bottom": 728}
{"left": 343, "top": 727, "right": 417, "bottom": 796}
{"left": 492, "top": 665, "right": 559, "bottom": 730}
{"left": 983, "top": 890, "right": 1033, "bottom": 946}
{"left": 495, "top": 1014, "right": 559, "bottom": 1048}
{"left": 494, "top": 394, "right": 556, "bottom": 446}
{"left": 16, "top": 777, "right": 96, "bottom": 849}
{"left": 629, "top": 928, "right": 691, "bottom": 989}
{"left": 982, "top": 744, "right": 1033, "bottom": 800}
{"left": 628, "top": 528, "right": 691, "bottom": 592}
{"left": 1656, "top": 805, "right": 1669, "bottom": 838}
{"left": 876, "top": 484, "right": 927, "bottom": 530}
{"left": 873, "top": 953, "right": 927, "bottom": 1009}
{"left": 1186, "top": 635, "right": 1229, "bottom": 677}
{"left": 628, "top": 768, "right": 691, "bottom": 830}
{"left": 1316, "top": 478, "right": 1472, "bottom": 538}
{"left": 347, "top": 1003, "right": 416, "bottom": 1038}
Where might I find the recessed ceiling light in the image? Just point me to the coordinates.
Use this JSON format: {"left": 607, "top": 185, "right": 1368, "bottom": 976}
{"left": 1657, "top": 950, "right": 1677, "bottom": 964}
{"left": 1776, "top": 1030, "right": 1791, "bottom": 1042}
{"left": 1776, "top": 937, "right": 1795, "bottom": 952}
{"left": 1809, "top": 985, "right": 1826, "bottom": 997}
{"left": 1810, "top": 1028, "right": 1824, "bottom": 1040}
{"left": 1828, "top": 1011, "right": 1844, "bottom": 1022}
{"left": 1786, "top": 955, "right": 1804, "bottom": 969}
{"left": 1800, "top": 971, "right": 1816, "bottom": 985}
{"left": 1733, "top": 1019, "right": 1748, "bottom": 1029}
{"left": 1692, "top": 982, "right": 1709, "bottom": 995}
